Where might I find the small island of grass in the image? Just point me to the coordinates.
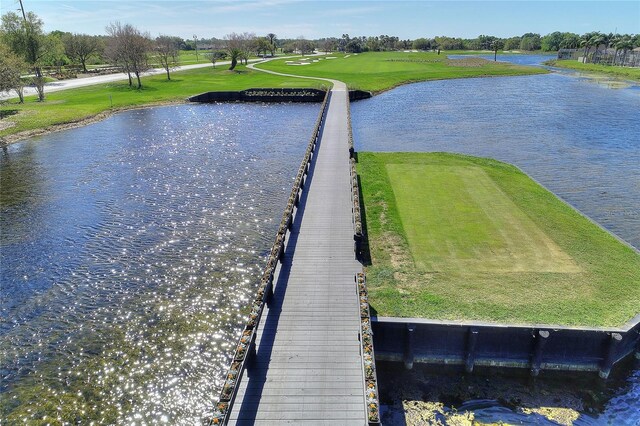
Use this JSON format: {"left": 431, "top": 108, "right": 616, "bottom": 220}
{"left": 358, "top": 152, "right": 640, "bottom": 327}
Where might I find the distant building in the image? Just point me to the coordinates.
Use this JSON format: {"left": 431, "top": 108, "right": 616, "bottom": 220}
{"left": 557, "top": 49, "right": 577, "bottom": 60}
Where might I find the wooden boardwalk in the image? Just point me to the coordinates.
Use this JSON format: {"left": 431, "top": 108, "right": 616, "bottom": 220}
{"left": 228, "top": 81, "right": 366, "bottom": 424}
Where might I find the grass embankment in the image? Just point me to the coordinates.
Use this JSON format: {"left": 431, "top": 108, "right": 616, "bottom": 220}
{"left": 545, "top": 59, "right": 640, "bottom": 81}
{"left": 0, "top": 65, "right": 323, "bottom": 141}
{"left": 358, "top": 152, "right": 640, "bottom": 327}
{"left": 257, "top": 51, "right": 548, "bottom": 93}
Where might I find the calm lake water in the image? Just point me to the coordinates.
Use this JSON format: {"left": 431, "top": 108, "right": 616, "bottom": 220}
{"left": 0, "top": 103, "right": 319, "bottom": 424}
{"left": 353, "top": 54, "right": 640, "bottom": 425}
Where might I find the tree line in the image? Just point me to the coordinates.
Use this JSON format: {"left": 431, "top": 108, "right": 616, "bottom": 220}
{"left": 2, "top": 7, "right": 639, "bottom": 103}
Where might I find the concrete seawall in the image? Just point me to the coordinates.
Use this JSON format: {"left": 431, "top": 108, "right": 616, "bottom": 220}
{"left": 189, "top": 88, "right": 372, "bottom": 104}
{"left": 371, "top": 315, "right": 640, "bottom": 379}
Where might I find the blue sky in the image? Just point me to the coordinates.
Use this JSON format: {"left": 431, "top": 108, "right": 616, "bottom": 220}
{"left": 4, "top": 1, "right": 639, "bottom": 39}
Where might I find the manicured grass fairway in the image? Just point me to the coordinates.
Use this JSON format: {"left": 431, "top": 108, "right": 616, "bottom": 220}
{"left": 358, "top": 152, "right": 640, "bottom": 326}
{"left": 257, "top": 51, "right": 548, "bottom": 93}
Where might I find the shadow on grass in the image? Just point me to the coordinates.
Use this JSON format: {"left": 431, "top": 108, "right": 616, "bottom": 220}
{"left": 0, "top": 109, "right": 19, "bottom": 119}
{"left": 356, "top": 160, "right": 373, "bottom": 267}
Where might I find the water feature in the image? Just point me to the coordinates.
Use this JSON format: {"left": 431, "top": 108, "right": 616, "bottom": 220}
{"left": 352, "top": 54, "right": 640, "bottom": 424}
{"left": 0, "top": 102, "right": 319, "bottom": 424}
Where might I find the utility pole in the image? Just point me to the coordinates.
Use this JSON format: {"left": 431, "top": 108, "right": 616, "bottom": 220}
{"left": 193, "top": 34, "right": 198, "bottom": 61}
{"left": 18, "top": 0, "right": 27, "bottom": 21}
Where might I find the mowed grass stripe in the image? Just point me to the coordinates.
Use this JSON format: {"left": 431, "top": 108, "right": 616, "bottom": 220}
{"left": 385, "top": 164, "right": 580, "bottom": 273}
{"left": 358, "top": 152, "right": 640, "bottom": 326}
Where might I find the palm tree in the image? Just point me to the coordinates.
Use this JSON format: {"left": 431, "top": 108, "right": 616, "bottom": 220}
{"left": 266, "top": 33, "right": 277, "bottom": 56}
{"left": 490, "top": 40, "right": 503, "bottom": 61}
{"left": 579, "top": 32, "right": 594, "bottom": 62}
{"left": 616, "top": 38, "right": 633, "bottom": 67}
{"left": 588, "top": 33, "right": 604, "bottom": 63}
{"left": 227, "top": 47, "right": 241, "bottom": 70}
{"left": 610, "top": 34, "right": 622, "bottom": 65}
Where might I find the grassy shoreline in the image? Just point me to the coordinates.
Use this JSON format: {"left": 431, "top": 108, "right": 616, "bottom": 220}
{"left": 358, "top": 152, "right": 640, "bottom": 327}
{"left": 545, "top": 59, "right": 640, "bottom": 81}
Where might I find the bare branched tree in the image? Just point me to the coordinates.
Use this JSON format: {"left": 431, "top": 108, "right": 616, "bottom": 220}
{"left": 224, "top": 32, "right": 255, "bottom": 69}
{"left": 155, "top": 35, "right": 181, "bottom": 80}
{"left": 63, "top": 33, "right": 102, "bottom": 73}
{"left": 295, "top": 36, "right": 315, "bottom": 55}
{"left": 106, "top": 22, "right": 151, "bottom": 89}
{"left": 205, "top": 51, "right": 225, "bottom": 68}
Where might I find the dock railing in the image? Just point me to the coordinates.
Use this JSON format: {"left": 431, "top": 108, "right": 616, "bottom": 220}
{"left": 357, "top": 272, "right": 381, "bottom": 425}
{"left": 346, "top": 95, "right": 365, "bottom": 258}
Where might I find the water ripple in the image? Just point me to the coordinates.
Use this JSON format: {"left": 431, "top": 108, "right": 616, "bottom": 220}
{"left": 1, "top": 102, "right": 319, "bottom": 424}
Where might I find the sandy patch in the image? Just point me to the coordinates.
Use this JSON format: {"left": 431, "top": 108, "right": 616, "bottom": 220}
{"left": 446, "top": 57, "right": 489, "bottom": 67}
{"left": 0, "top": 120, "right": 16, "bottom": 131}
{"left": 379, "top": 363, "right": 590, "bottom": 426}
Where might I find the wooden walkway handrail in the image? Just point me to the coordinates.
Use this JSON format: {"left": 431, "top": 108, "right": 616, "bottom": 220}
{"left": 357, "top": 272, "right": 381, "bottom": 424}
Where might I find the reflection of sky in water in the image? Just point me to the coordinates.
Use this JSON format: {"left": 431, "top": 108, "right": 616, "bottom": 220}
{"left": 352, "top": 70, "right": 640, "bottom": 249}
{"left": 0, "top": 102, "right": 319, "bottom": 424}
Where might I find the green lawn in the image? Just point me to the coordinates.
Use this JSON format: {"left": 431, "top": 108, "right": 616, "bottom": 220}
{"left": 256, "top": 51, "right": 548, "bottom": 93}
{"left": 1, "top": 65, "right": 323, "bottom": 140}
{"left": 358, "top": 152, "right": 640, "bottom": 327}
{"left": 177, "top": 49, "right": 214, "bottom": 65}
{"left": 545, "top": 59, "right": 640, "bottom": 81}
